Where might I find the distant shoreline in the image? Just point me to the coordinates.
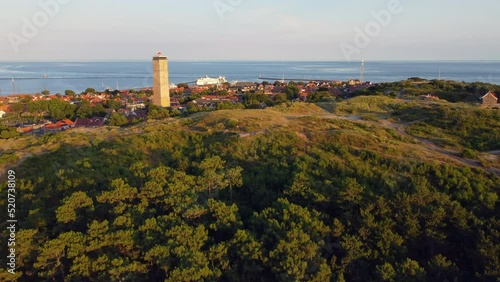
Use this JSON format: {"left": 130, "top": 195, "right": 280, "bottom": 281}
{"left": 1, "top": 59, "right": 500, "bottom": 63}
{"left": 1, "top": 61, "right": 499, "bottom": 94}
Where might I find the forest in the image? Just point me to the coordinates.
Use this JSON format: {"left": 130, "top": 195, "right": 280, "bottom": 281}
{"left": 0, "top": 97, "right": 499, "bottom": 281}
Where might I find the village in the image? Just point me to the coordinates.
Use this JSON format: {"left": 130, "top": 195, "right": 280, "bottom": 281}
{"left": 0, "top": 78, "right": 371, "bottom": 136}
{"left": 1, "top": 76, "right": 498, "bottom": 139}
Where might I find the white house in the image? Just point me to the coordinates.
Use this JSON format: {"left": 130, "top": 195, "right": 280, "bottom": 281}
{"left": 0, "top": 110, "right": 6, "bottom": 118}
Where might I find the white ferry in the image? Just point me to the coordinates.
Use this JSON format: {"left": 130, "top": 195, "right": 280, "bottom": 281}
{"left": 196, "top": 75, "right": 228, "bottom": 86}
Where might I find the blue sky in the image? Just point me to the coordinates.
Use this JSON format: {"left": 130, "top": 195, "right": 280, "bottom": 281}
{"left": 1, "top": 0, "right": 499, "bottom": 61}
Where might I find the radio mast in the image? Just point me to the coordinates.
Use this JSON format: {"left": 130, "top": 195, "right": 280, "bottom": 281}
{"left": 360, "top": 59, "right": 365, "bottom": 84}
{"left": 12, "top": 78, "right": 16, "bottom": 95}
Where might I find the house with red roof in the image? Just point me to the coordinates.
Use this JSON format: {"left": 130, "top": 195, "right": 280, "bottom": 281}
{"left": 43, "top": 119, "right": 75, "bottom": 133}
{"left": 481, "top": 92, "right": 498, "bottom": 107}
{"left": 75, "top": 117, "right": 105, "bottom": 128}
{"left": 0, "top": 105, "right": 11, "bottom": 113}
{"left": 7, "top": 94, "right": 32, "bottom": 104}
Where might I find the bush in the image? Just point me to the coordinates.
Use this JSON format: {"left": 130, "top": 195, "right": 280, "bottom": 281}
{"left": 0, "top": 125, "right": 19, "bottom": 139}
{"left": 461, "top": 148, "right": 477, "bottom": 159}
{"left": 109, "top": 113, "right": 129, "bottom": 127}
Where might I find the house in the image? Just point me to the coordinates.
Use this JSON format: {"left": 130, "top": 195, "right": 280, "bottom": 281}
{"left": 16, "top": 125, "right": 34, "bottom": 134}
{"left": 7, "top": 94, "right": 32, "bottom": 104}
{"left": 0, "top": 110, "right": 6, "bottom": 118}
{"left": 299, "top": 92, "right": 308, "bottom": 102}
{"left": 481, "top": 92, "right": 498, "bottom": 107}
{"left": 419, "top": 94, "right": 439, "bottom": 100}
{"left": 233, "top": 82, "right": 257, "bottom": 92}
{"left": 0, "top": 105, "right": 10, "bottom": 113}
{"left": 75, "top": 117, "right": 105, "bottom": 128}
{"left": 126, "top": 102, "right": 146, "bottom": 111}
{"left": 348, "top": 79, "right": 361, "bottom": 86}
{"left": 43, "top": 119, "right": 76, "bottom": 133}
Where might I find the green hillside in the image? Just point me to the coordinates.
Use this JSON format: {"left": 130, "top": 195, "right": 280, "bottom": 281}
{"left": 0, "top": 98, "right": 499, "bottom": 281}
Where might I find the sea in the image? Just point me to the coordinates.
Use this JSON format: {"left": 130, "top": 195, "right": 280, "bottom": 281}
{"left": 0, "top": 61, "right": 499, "bottom": 95}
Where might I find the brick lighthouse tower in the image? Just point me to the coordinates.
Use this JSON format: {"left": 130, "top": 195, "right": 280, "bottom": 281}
{"left": 152, "top": 52, "right": 170, "bottom": 107}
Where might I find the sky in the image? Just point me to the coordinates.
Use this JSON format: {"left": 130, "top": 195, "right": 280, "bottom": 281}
{"left": 0, "top": 0, "right": 499, "bottom": 61}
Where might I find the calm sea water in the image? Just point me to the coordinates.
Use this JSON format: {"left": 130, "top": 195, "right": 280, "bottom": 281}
{"left": 0, "top": 61, "right": 499, "bottom": 95}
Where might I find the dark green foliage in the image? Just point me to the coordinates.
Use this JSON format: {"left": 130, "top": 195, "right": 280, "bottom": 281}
{"left": 9, "top": 102, "right": 24, "bottom": 117}
{"left": 308, "top": 91, "right": 333, "bottom": 102}
{"left": 397, "top": 103, "right": 500, "bottom": 151}
{"left": 244, "top": 93, "right": 273, "bottom": 108}
{"left": 0, "top": 113, "right": 498, "bottom": 281}
{"left": 0, "top": 124, "right": 19, "bottom": 139}
{"left": 104, "top": 99, "right": 123, "bottom": 111}
{"left": 461, "top": 148, "right": 478, "bottom": 159}
{"left": 47, "top": 99, "right": 77, "bottom": 120}
{"left": 363, "top": 79, "right": 500, "bottom": 102}
{"left": 84, "top": 88, "right": 97, "bottom": 94}
{"left": 285, "top": 84, "right": 299, "bottom": 100}
{"left": 109, "top": 113, "right": 129, "bottom": 126}
{"left": 147, "top": 104, "right": 170, "bottom": 119}
{"left": 216, "top": 102, "right": 245, "bottom": 111}
{"left": 75, "top": 100, "right": 106, "bottom": 119}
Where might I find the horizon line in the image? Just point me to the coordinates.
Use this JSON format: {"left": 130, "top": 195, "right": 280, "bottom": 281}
{"left": 1, "top": 58, "right": 500, "bottom": 63}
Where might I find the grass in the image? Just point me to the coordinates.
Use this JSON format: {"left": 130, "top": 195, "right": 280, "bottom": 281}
{"left": 1, "top": 96, "right": 498, "bottom": 176}
{"left": 331, "top": 96, "right": 402, "bottom": 115}
{"left": 184, "top": 109, "right": 289, "bottom": 133}
{"left": 270, "top": 102, "right": 327, "bottom": 115}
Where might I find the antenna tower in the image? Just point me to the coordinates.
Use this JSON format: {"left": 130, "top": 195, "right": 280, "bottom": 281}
{"left": 361, "top": 59, "right": 365, "bottom": 84}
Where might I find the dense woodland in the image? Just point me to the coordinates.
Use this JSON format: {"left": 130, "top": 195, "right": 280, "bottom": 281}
{"left": 0, "top": 93, "right": 499, "bottom": 281}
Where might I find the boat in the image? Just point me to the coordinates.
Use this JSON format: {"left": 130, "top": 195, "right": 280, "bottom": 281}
{"left": 196, "top": 75, "right": 228, "bottom": 86}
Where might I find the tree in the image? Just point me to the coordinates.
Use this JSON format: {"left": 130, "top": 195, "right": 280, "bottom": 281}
{"left": 274, "top": 93, "right": 288, "bottom": 104}
{"left": 198, "top": 156, "right": 228, "bottom": 198}
{"left": 93, "top": 104, "right": 106, "bottom": 117}
{"left": 48, "top": 99, "right": 76, "bottom": 120}
{"left": 285, "top": 85, "right": 299, "bottom": 100}
{"left": 41, "top": 90, "right": 50, "bottom": 96}
{"left": 96, "top": 178, "right": 138, "bottom": 214}
{"left": 170, "top": 108, "right": 181, "bottom": 117}
{"left": 76, "top": 100, "right": 95, "bottom": 118}
{"left": 207, "top": 199, "right": 243, "bottom": 232}
{"left": 84, "top": 88, "right": 96, "bottom": 94}
{"left": 226, "top": 166, "right": 243, "bottom": 202}
{"left": 21, "top": 95, "right": 33, "bottom": 103}
{"left": 269, "top": 229, "right": 327, "bottom": 281}
{"left": 395, "top": 259, "right": 426, "bottom": 282}
{"left": 308, "top": 91, "right": 332, "bottom": 102}
{"left": 109, "top": 113, "right": 129, "bottom": 126}
{"left": 10, "top": 102, "right": 24, "bottom": 117}
{"left": 105, "top": 100, "right": 122, "bottom": 111}
{"left": 27, "top": 100, "right": 48, "bottom": 120}
{"left": 216, "top": 90, "right": 229, "bottom": 96}
{"left": 0, "top": 125, "right": 19, "bottom": 139}
{"left": 33, "top": 238, "right": 67, "bottom": 280}
{"left": 254, "top": 199, "right": 331, "bottom": 281}
{"left": 244, "top": 93, "right": 272, "bottom": 108}
{"left": 55, "top": 191, "right": 94, "bottom": 224}
{"left": 65, "top": 90, "right": 76, "bottom": 97}
{"left": 377, "top": 263, "right": 396, "bottom": 281}
{"left": 136, "top": 91, "right": 147, "bottom": 99}
{"left": 147, "top": 104, "right": 169, "bottom": 119}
